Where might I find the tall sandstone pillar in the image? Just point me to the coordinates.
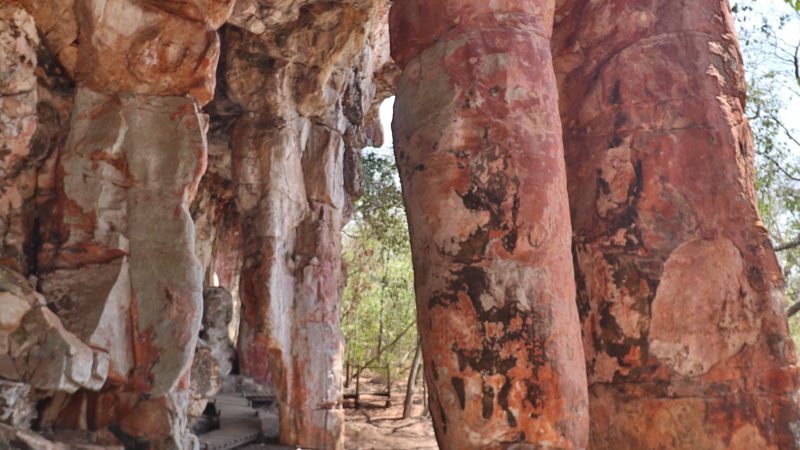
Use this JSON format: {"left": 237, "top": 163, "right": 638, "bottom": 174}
{"left": 552, "top": 0, "right": 800, "bottom": 447}
{"left": 34, "top": 0, "right": 232, "bottom": 446}
{"left": 225, "top": 2, "right": 392, "bottom": 447}
{"left": 390, "top": 1, "right": 589, "bottom": 448}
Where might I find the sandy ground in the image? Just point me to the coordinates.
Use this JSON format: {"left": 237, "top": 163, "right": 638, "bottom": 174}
{"left": 344, "top": 379, "right": 437, "bottom": 450}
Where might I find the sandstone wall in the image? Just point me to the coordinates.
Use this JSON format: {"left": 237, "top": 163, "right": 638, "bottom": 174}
{"left": 0, "top": 1, "right": 798, "bottom": 449}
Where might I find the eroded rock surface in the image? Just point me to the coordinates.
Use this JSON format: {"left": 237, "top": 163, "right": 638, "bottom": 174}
{"left": 553, "top": 0, "right": 800, "bottom": 446}
{"left": 0, "top": 265, "right": 107, "bottom": 394}
{"left": 189, "top": 287, "right": 236, "bottom": 420}
{"left": 390, "top": 1, "right": 589, "bottom": 448}
{"left": 0, "top": 5, "right": 39, "bottom": 274}
{"left": 20, "top": 0, "right": 229, "bottom": 447}
{"left": 224, "top": 2, "right": 393, "bottom": 447}
{"left": 1, "top": 0, "right": 799, "bottom": 449}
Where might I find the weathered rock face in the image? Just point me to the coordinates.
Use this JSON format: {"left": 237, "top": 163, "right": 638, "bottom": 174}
{"left": 0, "top": 380, "right": 35, "bottom": 429}
{"left": 552, "top": 0, "right": 800, "bottom": 447}
{"left": 16, "top": 0, "right": 78, "bottom": 78}
{"left": 188, "top": 287, "right": 236, "bottom": 420}
{"left": 2, "top": 0, "right": 800, "bottom": 449}
{"left": 390, "top": 1, "right": 589, "bottom": 448}
{"left": 0, "top": 5, "right": 39, "bottom": 274}
{"left": 0, "top": 265, "right": 107, "bottom": 394}
{"left": 9, "top": 0, "right": 231, "bottom": 447}
{"left": 222, "top": 2, "right": 393, "bottom": 447}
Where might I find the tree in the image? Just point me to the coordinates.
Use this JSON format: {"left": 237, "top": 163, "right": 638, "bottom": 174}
{"left": 734, "top": 1, "right": 800, "bottom": 331}
{"left": 341, "top": 151, "right": 418, "bottom": 408}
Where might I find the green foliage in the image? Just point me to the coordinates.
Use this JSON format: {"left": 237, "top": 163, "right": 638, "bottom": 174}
{"left": 734, "top": 1, "right": 800, "bottom": 341}
{"left": 341, "top": 151, "right": 417, "bottom": 383}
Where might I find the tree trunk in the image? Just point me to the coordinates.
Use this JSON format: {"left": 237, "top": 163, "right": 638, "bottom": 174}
{"left": 390, "top": 2, "right": 589, "bottom": 448}
{"left": 354, "top": 367, "right": 362, "bottom": 410}
{"left": 385, "top": 365, "right": 392, "bottom": 408}
{"left": 422, "top": 376, "right": 429, "bottom": 418}
{"left": 344, "top": 360, "right": 351, "bottom": 389}
{"left": 402, "top": 342, "right": 423, "bottom": 419}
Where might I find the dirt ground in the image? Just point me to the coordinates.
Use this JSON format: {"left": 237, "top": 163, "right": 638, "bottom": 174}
{"left": 344, "top": 378, "right": 437, "bottom": 450}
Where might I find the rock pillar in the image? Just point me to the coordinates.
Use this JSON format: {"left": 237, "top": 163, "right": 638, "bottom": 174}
{"left": 390, "top": 1, "right": 589, "bottom": 448}
{"left": 225, "top": 2, "right": 391, "bottom": 447}
{"left": 552, "top": 0, "right": 800, "bottom": 447}
{"left": 32, "top": 0, "right": 232, "bottom": 446}
{"left": 0, "top": 5, "right": 39, "bottom": 274}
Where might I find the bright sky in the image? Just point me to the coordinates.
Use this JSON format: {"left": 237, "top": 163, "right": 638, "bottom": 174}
{"left": 362, "top": 96, "right": 395, "bottom": 158}
{"left": 737, "top": 1, "right": 800, "bottom": 139}
{"left": 378, "top": 96, "right": 395, "bottom": 151}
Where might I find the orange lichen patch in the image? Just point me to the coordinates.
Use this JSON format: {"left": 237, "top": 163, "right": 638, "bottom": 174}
{"left": 88, "top": 150, "right": 131, "bottom": 177}
{"left": 390, "top": 1, "right": 554, "bottom": 67}
{"left": 44, "top": 243, "right": 128, "bottom": 270}
{"left": 73, "top": 0, "right": 220, "bottom": 104}
{"left": 140, "top": 0, "right": 235, "bottom": 29}
{"left": 129, "top": 305, "right": 156, "bottom": 393}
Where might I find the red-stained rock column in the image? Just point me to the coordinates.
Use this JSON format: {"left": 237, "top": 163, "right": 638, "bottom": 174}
{"left": 552, "top": 0, "right": 800, "bottom": 447}
{"left": 225, "top": 3, "right": 392, "bottom": 447}
{"left": 32, "top": 0, "right": 232, "bottom": 446}
{"left": 390, "top": 2, "right": 589, "bottom": 448}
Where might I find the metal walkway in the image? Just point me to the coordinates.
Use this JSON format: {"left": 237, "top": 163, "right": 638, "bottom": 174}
{"left": 198, "top": 394, "right": 273, "bottom": 450}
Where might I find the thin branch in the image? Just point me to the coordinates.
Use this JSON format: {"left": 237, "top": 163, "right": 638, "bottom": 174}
{"left": 776, "top": 237, "right": 800, "bottom": 251}
{"left": 356, "top": 320, "right": 416, "bottom": 371}
{"left": 757, "top": 149, "right": 800, "bottom": 182}
{"left": 775, "top": 118, "right": 800, "bottom": 148}
{"left": 788, "top": 301, "right": 800, "bottom": 317}
{"left": 794, "top": 38, "right": 800, "bottom": 86}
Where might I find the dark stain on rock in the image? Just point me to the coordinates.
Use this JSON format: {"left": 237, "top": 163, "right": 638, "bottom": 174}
{"left": 747, "top": 265, "right": 767, "bottom": 291}
{"left": 524, "top": 379, "right": 545, "bottom": 415}
{"left": 597, "top": 172, "right": 612, "bottom": 196}
{"left": 766, "top": 332, "right": 789, "bottom": 360}
{"left": 590, "top": 159, "right": 644, "bottom": 244}
{"left": 598, "top": 301, "right": 623, "bottom": 343}
{"left": 610, "top": 80, "right": 622, "bottom": 105}
{"left": 631, "top": 160, "right": 643, "bottom": 196}
{"left": 342, "top": 72, "right": 363, "bottom": 125}
{"left": 438, "top": 401, "right": 448, "bottom": 433}
{"left": 572, "top": 245, "right": 591, "bottom": 321}
{"left": 455, "top": 142, "right": 520, "bottom": 257}
{"left": 454, "top": 227, "right": 489, "bottom": 263}
{"left": 108, "top": 423, "right": 149, "bottom": 450}
{"left": 498, "top": 378, "right": 517, "bottom": 428}
{"left": 428, "top": 291, "right": 459, "bottom": 310}
{"left": 608, "top": 134, "right": 623, "bottom": 148}
{"left": 460, "top": 184, "right": 506, "bottom": 215}
{"left": 431, "top": 264, "right": 550, "bottom": 425}
{"left": 502, "top": 228, "right": 518, "bottom": 253}
{"left": 614, "top": 112, "right": 628, "bottom": 129}
{"left": 481, "top": 381, "right": 494, "bottom": 419}
{"left": 451, "top": 377, "right": 466, "bottom": 410}
{"left": 501, "top": 432, "right": 526, "bottom": 444}
{"left": 586, "top": 257, "right": 661, "bottom": 376}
